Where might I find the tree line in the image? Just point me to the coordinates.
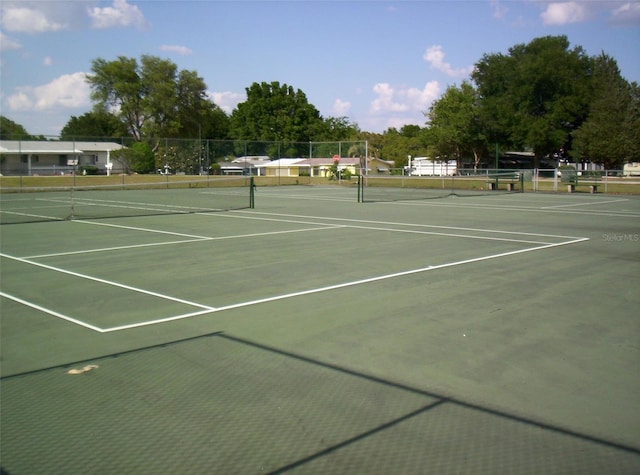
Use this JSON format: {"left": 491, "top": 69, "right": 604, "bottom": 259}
{"left": 1, "top": 35, "right": 638, "bottom": 172}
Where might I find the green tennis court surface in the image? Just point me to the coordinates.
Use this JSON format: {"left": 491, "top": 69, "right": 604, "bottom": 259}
{"left": 2, "top": 185, "right": 639, "bottom": 473}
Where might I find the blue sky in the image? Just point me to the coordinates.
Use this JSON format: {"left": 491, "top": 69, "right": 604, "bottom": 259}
{"left": 1, "top": 0, "right": 639, "bottom": 136}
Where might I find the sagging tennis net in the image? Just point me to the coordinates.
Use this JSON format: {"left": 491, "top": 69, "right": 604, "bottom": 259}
{"left": 357, "top": 172, "right": 524, "bottom": 203}
{"left": 0, "top": 176, "right": 255, "bottom": 224}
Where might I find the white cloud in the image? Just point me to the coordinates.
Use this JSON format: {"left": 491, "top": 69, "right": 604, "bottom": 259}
{"left": 371, "top": 83, "right": 408, "bottom": 113}
{"left": 0, "top": 31, "right": 21, "bottom": 51}
{"left": 371, "top": 81, "right": 441, "bottom": 115}
{"left": 609, "top": 2, "right": 640, "bottom": 26}
{"left": 332, "top": 99, "right": 351, "bottom": 116}
{"left": 88, "top": 0, "right": 147, "bottom": 30}
{"left": 365, "top": 81, "right": 441, "bottom": 132}
{"left": 541, "top": 2, "right": 589, "bottom": 25}
{"left": 160, "top": 44, "right": 193, "bottom": 56}
{"left": 0, "top": 5, "right": 68, "bottom": 33}
{"left": 5, "top": 72, "right": 91, "bottom": 112}
{"left": 405, "top": 81, "right": 441, "bottom": 111}
{"left": 6, "top": 92, "right": 32, "bottom": 111}
{"left": 43, "top": 56, "right": 53, "bottom": 66}
{"left": 423, "top": 45, "right": 473, "bottom": 78}
{"left": 491, "top": 0, "right": 508, "bottom": 20}
{"left": 208, "top": 91, "right": 245, "bottom": 114}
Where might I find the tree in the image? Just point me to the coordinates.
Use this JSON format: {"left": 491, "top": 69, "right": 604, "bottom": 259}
{"left": 374, "top": 126, "right": 427, "bottom": 169}
{"left": 318, "top": 116, "right": 360, "bottom": 141}
{"left": 60, "top": 110, "right": 128, "bottom": 140}
{"left": 573, "top": 54, "right": 640, "bottom": 168}
{"left": 86, "top": 55, "right": 222, "bottom": 145}
{"left": 426, "top": 81, "right": 487, "bottom": 169}
{"left": 1, "top": 116, "right": 30, "bottom": 140}
{"left": 229, "top": 81, "right": 323, "bottom": 151}
{"left": 116, "top": 141, "right": 155, "bottom": 174}
{"left": 472, "top": 36, "right": 593, "bottom": 166}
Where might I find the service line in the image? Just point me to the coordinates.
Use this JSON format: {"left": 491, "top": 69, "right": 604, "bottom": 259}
{"left": 101, "top": 236, "right": 589, "bottom": 332}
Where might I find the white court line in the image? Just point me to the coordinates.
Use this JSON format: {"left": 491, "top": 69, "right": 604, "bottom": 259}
{"left": 51, "top": 196, "right": 214, "bottom": 214}
{"left": 342, "top": 223, "right": 554, "bottom": 245}
{"left": 0, "top": 252, "right": 215, "bottom": 311}
{"left": 233, "top": 210, "right": 584, "bottom": 240}
{"left": 0, "top": 210, "right": 66, "bottom": 221}
{"left": 101, "top": 236, "right": 589, "bottom": 332}
{"left": 4, "top": 210, "right": 589, "bottom": 333}
{"left": 75, "top": 219, "right": 215, "bottom": 239}
{"left": 202, "top": 212, "right": 354, "bottom": 227}
{"left": 375, "top": 199, "right": 640, "bottom": 218}
{"left": 541, "top": 198, "right": 629, "bottom": 209}
{"left": 24, "top": 224, "right": 345, "bottom": 259}
{"left": 0, "top": 291, "right": 104, "bottom": 332}
{"left": 24, "top": 238, "right": 210, "bottom": 259}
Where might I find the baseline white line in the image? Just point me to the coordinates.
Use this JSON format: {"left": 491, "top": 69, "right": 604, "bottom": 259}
{"left": 197, "top": 211, "right": 556, "bottom": 243}
{"left": 342, "top": 223, "right": 554, "bottom": 245}
{"left": 76, "top": 220, "right": 214, "bottom": 239}
{"left": 0, "top": 252, "right": 214, "bottom": 310}
{"left": 24, "top": 225, "right": 345, "bottom": 259}
{"left": 101, "top": 237, "right": 589, "bottom": 332}
{"left": 374, "top": 199, "right": 640, "bottom": 218}
{"left": 234, "top": 210, "right": 584, "bottom": 240}
{"left": 541, "top": 198, "right": 629, "bottom": 209}
{"left": 202, "top": 212, "right": 354, "bottom": 227}
{"left": 0, "top": 291, "right": 105, "bottom": 332}
{"left": 24, "top": 238, "right": 210, "bottom": 259}
{"left": 102, "top": 308, "right": 222, "bottom": 332}
{"left": 0, "top": 210, "right": 66, "bottom": 221}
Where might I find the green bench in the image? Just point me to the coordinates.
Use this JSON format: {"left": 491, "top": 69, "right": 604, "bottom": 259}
{"left": 485, "top": 173, "right": 521, "bottom": 191}
{"left": 564, "top": 174, "right": 600, "bottom": 193}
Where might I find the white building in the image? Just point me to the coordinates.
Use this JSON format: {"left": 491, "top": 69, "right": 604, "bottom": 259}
{"left": 406, "top": 157, "right": 457, "bottom": 176}
{"left": 0, "top": 140, "right": 126, "bottom": 176}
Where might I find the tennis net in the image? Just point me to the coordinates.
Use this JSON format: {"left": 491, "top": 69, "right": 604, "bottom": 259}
{"left": 0, "top": 176, "right": 255, "bottom": 224}
{"left": 358, "top": 172, "right": 524, "bottom": 203}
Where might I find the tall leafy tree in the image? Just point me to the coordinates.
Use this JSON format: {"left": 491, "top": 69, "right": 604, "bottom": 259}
{"left": 377, "top": 126, "right": 427, "bottom": 169}
{"left": 229, "top": 81, "right": 323, "bottom": 146}
{"left": 0, "top": 116, "right": 31, "bottom": 140}
{"left": 318, "top": 116, "right": 360, "bottom": 141}
{"left": 88, "top": 56, "right": 143, "bottom": 140}
{"left": 60, "top": 110, "right": 128, "bottom": 140}
{"left": 86, "top": 55, "right": 222, "bottom": 144}
{"left": 472, "top": 35, "right": 592, "bottom": 166}
{"left": 573, "top": 54, "right": 640, "bottom": 168}
{"left": 426, "top": 81, "right": 486, "bottom": 169}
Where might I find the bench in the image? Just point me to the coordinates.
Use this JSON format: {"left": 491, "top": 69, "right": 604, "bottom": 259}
{"left": 486, "top": 181, "right": 517, "bottom": 191}
{"left": 485, "top": 173, "right": 520, "bottom": 191}
{"left": 567, "top": 183, "right": 598, "bottom": 193}
{"left": 564, "top": 176, "right": 599, "bottom": 193}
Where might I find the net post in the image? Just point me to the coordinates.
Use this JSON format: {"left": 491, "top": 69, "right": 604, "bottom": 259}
{"left": 250, "top": 177, "right": 255, "bottom": 208}
{"left": 69, "top": 184, "right": 75, "bottom": 220}
{"left": 357, "top": 174, "right": 362, "bottom": 203}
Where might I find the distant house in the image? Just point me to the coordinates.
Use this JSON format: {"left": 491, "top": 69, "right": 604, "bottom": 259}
{"left": 242, "top": 156, "right": 393, "bottom": 178}
{"left": 294, "top": 157, "right": 362, "bottom": 177}
{"left": 218, "top": 156, "right": 269, "bottom": 176}
{"left": 0, "top": 140, "right": 126, "bottom": 176}
{"left": 406, "top": 157, "right": 457, "bottom": 176}
{"left": 259, "top": 159, "right": 309, "bottom": 177}
{"left": 624, "top": 162, "right": 640, "bottom": 177}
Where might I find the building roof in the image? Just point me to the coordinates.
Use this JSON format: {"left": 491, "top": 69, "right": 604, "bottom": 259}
{"left": 259, "top": 158, "right": 308, "bottom": 168}
{"left": 295, "top": 157, "right": 362, "bottom": 166}
{"left": 0, "top": 140, "right": 125, "bottom": 154}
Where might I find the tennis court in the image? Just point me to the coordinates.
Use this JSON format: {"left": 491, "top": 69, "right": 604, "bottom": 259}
{"left": 1, "top": 183, "right": 639, "bottom": 474}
